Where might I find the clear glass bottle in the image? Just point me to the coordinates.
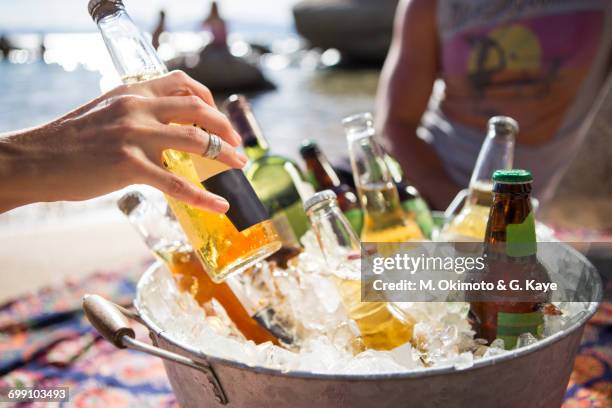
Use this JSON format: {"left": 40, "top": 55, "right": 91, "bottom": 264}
{"left": 89, "top": 0, "right": 281, "bottom": 282}
{"left": 117, "top": 191, "right": 279, "bottom": 345}
{"left": 304, "top": 190, "right": 414, "bottom": 351}
{"left": 441, "top": 116, "right": 516, "bottom": 242}
{"left": 343, "top": 112, "right": 424, "bottom": 242}
{"left": 224, "top": 95, "right": 310, "bottom": 252}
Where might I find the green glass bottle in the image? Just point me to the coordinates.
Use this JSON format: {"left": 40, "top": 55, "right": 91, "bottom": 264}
{"left": 383, "top": 154, "right": 435, "bottom": 239}
{"left": 224, "top": 95, "right": 310, "bottom": 249}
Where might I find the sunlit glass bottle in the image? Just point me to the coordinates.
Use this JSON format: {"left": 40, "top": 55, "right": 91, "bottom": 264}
{"left": 343, "top": 112, "right": 424, "bottom": 242}
{"left": 117, "top": 191, "right": 279, "bottom": 345}
{"left": 89, "top": 0, "right": 281, "bottom": 282}
{"left": 224, "top": 94, "right": 310, "bottom": 259}
{"left": 441, "top": 116, "right": 516, "bottom": 242}
{"left": 304, "top": 190, "right": 414, "bottom": 351}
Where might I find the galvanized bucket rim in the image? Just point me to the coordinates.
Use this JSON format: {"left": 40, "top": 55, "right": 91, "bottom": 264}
{"left": 134, "top": 244, "right": 602, "bottom": 382}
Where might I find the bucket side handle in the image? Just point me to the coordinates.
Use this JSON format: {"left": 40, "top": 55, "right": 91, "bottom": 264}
{"left": 82, "top": 294, "right": 228, "bottom": 405}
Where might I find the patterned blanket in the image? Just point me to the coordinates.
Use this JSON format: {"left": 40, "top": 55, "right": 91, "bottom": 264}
{"left": 0, "top": 262, "right": 610, "bottom": 407}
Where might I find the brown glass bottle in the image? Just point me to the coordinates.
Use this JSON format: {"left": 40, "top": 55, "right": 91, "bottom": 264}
{"left": 469, "top": 169, "right": 550, "bottom": 349}
{"left": 300, "top": 139, "right": 363, "bottom": 234}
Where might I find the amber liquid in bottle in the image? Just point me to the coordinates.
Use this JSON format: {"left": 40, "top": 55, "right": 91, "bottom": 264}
{"left": 359, "top": 182, "right": 424, "bottom": 242}
{"left": 121, "top": 75, "right": 281, "bottom": 283}
{"left": 162, "top": 148, "right": 280, "bottom": 282}
{"left": 305, "top": 192, "right": 414, "bottom": 351}
{"left": 469, "top": 172, "right": 549, "bottom": 349}
{"left": 333, "top": 274, "right": 414, "bottom": 351}
{"left": 156, "top": 243, "right": 279, "bottom": 345}
{"left": 442, "top": 180, "right": 494, "bottom": 242}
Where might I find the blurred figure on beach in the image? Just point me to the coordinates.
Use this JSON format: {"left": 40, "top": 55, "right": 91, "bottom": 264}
{"left": 166, "top": 0, "right": 270, "bottom": 92}
{"left": 0, "top": 34, "right": 15, "bottom": 59}
{"left": 376, "top": 0, "right": 612, "bottom": 209}
{"left": 202, "top": 1, "right": 228, "bottom": 50}
{"left": 152, "top": 10, "right": 166, "bottom": 50}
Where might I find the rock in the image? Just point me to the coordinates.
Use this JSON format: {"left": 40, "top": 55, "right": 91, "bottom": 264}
{"left": 167, "top": 45, "right": 274, "bottom": 93}
{"left": 293, "top": 0, "right": 399, "bottom": 63}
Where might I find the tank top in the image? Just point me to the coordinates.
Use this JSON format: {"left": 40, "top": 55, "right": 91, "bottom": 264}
{"left": 423, "top": 0, "right": 612, "bottom": 204}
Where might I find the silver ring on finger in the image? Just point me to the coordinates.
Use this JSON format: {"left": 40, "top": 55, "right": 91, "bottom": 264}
{"left": 203, "top": 132, "right": 222, "bottom": 160}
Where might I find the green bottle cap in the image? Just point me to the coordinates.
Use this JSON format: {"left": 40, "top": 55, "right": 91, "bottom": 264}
{"left": 492, "top": 169, "right": 533, "bottom": 183}
{"left": 299, "top": 139, "right": 319, "bottom": 156}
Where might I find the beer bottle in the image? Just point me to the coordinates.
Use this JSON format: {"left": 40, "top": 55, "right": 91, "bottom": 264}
{"left": 441, "top": 116, "right": 516, "bottom": 242}
{"left": 343, "top": 113, "right": 424, "bottom": 242}
{"left": 117, "top": 192, "right": 279, "bottom": 345}
{"left": 303, "top": 190, "right": 413, "bottom": 350}
{"left": 383, "top": 154, "right": 435, "bottom": 239}
{"left": 224, "top": 95, "right": 310, "bottom": 257}
{"left": 299, "top": 139, "right": 363, "bottom": 234}
{"left": 89, "top": 0, "right": 281, "bottom": 283}
{"left": 469, "top": 169, "right": 550, "bottom": 349}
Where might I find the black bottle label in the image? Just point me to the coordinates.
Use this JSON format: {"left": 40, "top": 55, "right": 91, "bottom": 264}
{"left": 201, "top": 169, "right": 269, "bottom": 231}
{"left": 253, "top": 307, "right": 295, "bottom": 345}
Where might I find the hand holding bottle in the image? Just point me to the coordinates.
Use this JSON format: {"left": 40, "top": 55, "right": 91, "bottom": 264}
{"left": 0, "top": 71, "right": 247, "bottom": 213}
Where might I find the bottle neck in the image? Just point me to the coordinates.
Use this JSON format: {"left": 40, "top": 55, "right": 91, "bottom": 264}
{"left": 97, "top": 8, "right": 167, "bottom": 81}
{"left": 301, "top": 148, "right": 341, "bottom": 190}
{"left": 469, "top": 129, "right": 515, "bottom": 190}
{"left": 348, "top": 135, "right": 402, "bottom": 216}
{"left": 123, "top": 199, "right": 187, "bottom": 256}
{"left": 306, "top": 200, "right": 361, "bottom": 271}
{"left": 227, "top": 106, "right": 269, "bottom": 161}
{"left": 484, "top": 184, "right": 536, "bottom": 257}
{"left": 350, "top": 135, "right": 392, "bottom": 187}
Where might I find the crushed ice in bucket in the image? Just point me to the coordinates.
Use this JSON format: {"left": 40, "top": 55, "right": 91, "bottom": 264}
{"left": 136, "top": 231, "right": 589, "bottom": 375}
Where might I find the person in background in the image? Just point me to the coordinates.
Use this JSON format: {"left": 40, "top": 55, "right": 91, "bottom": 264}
{"left": 0, "top": 71, "right": 247, "bottom": 214}
{"left": 202, "top": 1, "right": 228, "bottom": 50}
{"left": 376, "top": 0, "right": 612, "bottom": 210}
{"left": 38, "top": 33, "right": 46, "bottom": 59}
{"left": 0, "top": 34, "right": 15, "bottom": 59}
{"left": 152, "top": 10, "right": 166, "bottom": 50}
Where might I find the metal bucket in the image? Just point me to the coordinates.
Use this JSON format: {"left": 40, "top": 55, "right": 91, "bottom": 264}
{"left": 84, "top": 252, "right": 602, "bottom": 408}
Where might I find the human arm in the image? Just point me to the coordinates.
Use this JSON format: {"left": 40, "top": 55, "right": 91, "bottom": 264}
{"left": 0, "top": 71, "right": 246, "bottom": 214}
{"left": 375, "top": 0, "right": 458, "bottom": 210}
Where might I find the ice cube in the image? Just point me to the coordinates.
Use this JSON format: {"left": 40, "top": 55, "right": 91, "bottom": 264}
{"left": 293, "top": 337, "right": 349, "bottom": 373}
{"left": 340, "top": 349, "right": 408, "bottom": 374}
{"left": 451, "top": 352, "right": 474, "bottom": 370}
{"left": 490, "top": 338, "right": 505, "bottom": 350}
{"left": 483, "top": 346, "right": 508, "bottom": 358}
{"left": 515, "top": 333, "right": 538, "bottom": 349}
{"left": 258, "top": 342, "right": 297, "bottom": 371}
{"left": 390, "top": 342, "right": 422, "bottom": 369}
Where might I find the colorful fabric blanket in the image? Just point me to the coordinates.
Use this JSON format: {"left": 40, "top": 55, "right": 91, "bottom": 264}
{"left": 0, "top": 262, "right": 610, "bottom": 407}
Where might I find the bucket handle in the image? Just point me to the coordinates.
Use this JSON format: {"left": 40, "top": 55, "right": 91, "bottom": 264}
{"left": 82, "top": 294, "right": 228, "bottom": 405}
